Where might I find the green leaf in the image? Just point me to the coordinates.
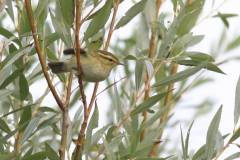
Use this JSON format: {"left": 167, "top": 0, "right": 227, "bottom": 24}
{"left": 183, "top": 52, "right": 215, "bottom": 62}
{"left": 180, "top": 125, "right": 186, "bottom": 160}
{"left": 215, "top": 131, "right": 224, "bottom": 152}
{"left": 33, "top": 113, "right": 60, "bottom": 135}
{"left": 130, "top": 90, "right": 173, "bottom": 116}
{"left": 83, "top": 0, "right": 112, "bottom": 41}
{"left": 106, "top": 126, "right": 116, "bottom": 141}
{"left": 2, "top": 103, "right": 37, "bottom": 118}
{"left": 0, "top": 118, "right": 11, "bottom": 133}
{"left": 114, "top": 83, "right": 122, "bottom": 122}
{"left": 45, "top": 33, "right": 60, "bottom": 47}
{"left": 6, "top": 0, "right": 14, "bottom": 23}
{"left": 22, "top": 147, "right": 33, "bottom": 159}
{"left": 34, "top": 0, "right": 49, "bottom": 21}
{"left": 19, "top": 104, "right": 32, "bottom": 133}
{"left": 0, "top": 120, "right": 30, "bottom": 144}
{"left": 150, "top": 21, "right": 167, "bottom": 33}
{"left": 50, "top": 10, "right": 72, "bottom": 48}
{"left": 205, "top": 106, "right": 222, "bottom": 160}
{"left": 229, "top": 127, "right": 240, "bottom": 143}
{"left": 130, "top": 125, "right": 144, "bottom": 158}
{"left": 135, "top": 158, "right": 165, "bottom": 160}
{"left": 212, "top": 13, "right": 238, "bottom": 18}
{"left": 1, "top": 45, "right": 34, "bottom": 70}
{"left": 0, "top": 27, "right": 22, "bottom": 47}
{"left": 45, "top": 143, "right": 59, "bottom": 160}
{"left": 19, "top": 74, "right": 29, "bottom": 101}
{"left": 185, "top": 121, "right": 194, "bottom": 158}
{"left": 177, "top": 0, "right": 205, "bottom": 36}
{"left": 60, "top": 0, "right": 75, "bottom": 25}
{"left": 226, "top": 36, "right": 240, "bottom": 52}
{"left": 0, "top": 61, "right": 30, "bottom": 90}
{"left": 0, "top": 89, "right": 14, "bottom": 100}
{"left": 21, "top": 151, "right": 51, "bottom": 160}
{"left": 174, "top": 32, "right": 193, "bottom": 48}
{"left": 157, "top": 0, "right": 185, "bottom": 60}
{"left": 85, "top": 103, "right": 99, "bottom": 159}
{"left": 102, "top": 135, "right": 116, "bottom": 160}
{"left": 114, "top": 0, "right": 148, "bottom": 29}
{"left": 20, "top": 117, "right": 40, "bottom": 145}
{"left": 176, "top": 60, "right": 225, "bottom": 74}
{"left": 234, "top": 75, "right": 240, "bottom": 126}
{"left": 224, "top": 152, "right": 240, "bottom": 160}
{"left": 38, "top": 106, "right": 58, "bottom": 113}
{"left": 187, "top": 35, "right": 205, "bottom": 47}
{"left": 145, "top": 60, "right": 154, "bottom": 77}
{"left": 152, "top": 61, "right": 208, "bottom": 87}
{"left": 0, "top": 152, "right": 16, "bottom": 160}
{"left": 135, "top": 60, "right": 144, "bottom": 93}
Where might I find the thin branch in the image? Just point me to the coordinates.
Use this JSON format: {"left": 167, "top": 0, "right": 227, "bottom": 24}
{"left": 25, "top": 0, "right": 64, "bottom": 110}
{"left": 59, "top": 73, "right": 73, "bottom": 160}
{"left": 73, "top": 0, "right": 87, "bottom": 159}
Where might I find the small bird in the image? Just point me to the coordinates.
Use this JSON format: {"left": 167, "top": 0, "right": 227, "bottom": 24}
{"left": 48, "top": 48, "right": 123, "bottom": 82}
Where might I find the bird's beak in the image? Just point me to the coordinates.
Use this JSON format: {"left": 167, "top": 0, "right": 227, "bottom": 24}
{"left": 117, "top": 62, "right": 124, "bottom": 66}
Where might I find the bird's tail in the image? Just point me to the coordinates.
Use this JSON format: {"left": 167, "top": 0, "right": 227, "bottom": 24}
{"left": 48, "top": 59, "right": 69, "bottom": 74}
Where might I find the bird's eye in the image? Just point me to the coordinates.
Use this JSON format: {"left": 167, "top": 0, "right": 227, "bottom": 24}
{"left": 109, "top": 59, "right": 113, "bottom": 62}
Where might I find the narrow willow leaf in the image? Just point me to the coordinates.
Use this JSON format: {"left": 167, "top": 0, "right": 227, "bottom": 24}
{"left": 2, "top": 103, "right": 37, "bottom": 118}
{"left": 34, "top": 0, "right": 49, "bottom": 21}
{"left": 0, "top": 61, "right": 30, "bottom": 90}
{"left": 183, "top": 52, "right": 215, "bottom": 62}
{"left": 143, "top": 101, "right": 172, "bottom": 129}
{"left": 0, "top": 65, "right": 12, "bottom": 86}
{"left": 157, "top": 1, "right": 185, "bottom": 60}
{"left": 45, "top": 143, "right": 59, "bottom": 160}
{"left": 215, "top": 131, "right": 224, "bottom": 153}
{"left": 135, "top": 60, "right": 144, "bottom": 93}
{"left": 20, "top": 117, "right": 40, "bottom": 145}
{"left": 115, "top": 0, "right": 148, "bottom": 29}
{"left": 224, "top": 152, "right": 240, "bottom": 160}
{"left": 106, "top": 126, "right": 116, "bottom": 141}
{"left": 150, "top": 21, "right": 167, "bottom": 33}
{"left": 44, "top": 143, "right": 59, "bottom": 160}
{"left": 177, "top": 0, "right": 205, "bottom": 36}
{"left": 185, "top": 121, "right": 194, "bottom": 158}
{"left": 144, "top": 0, "right": 157, "bottom": 24}
{"left": 21, "top": 151, "right": 51, "bottom": 160}
{"left": 136, "top": 15, "right": 149, "bottom": 50}
{"left": 85, "top": 104, "right": 99, "bottom": 159}
{"left": 180, "top": 125, "right": 186, "bottom": 160}
{"left": 50, "top": 10, "right": 71, "bottom": 48}
{"left": 83, "top": 0, "right": 112, "bottom": 41}
{"left": 130, "top": 125, "right": 144, "bottom": 158}
{"left": 135, "top": 158, "right": 166, "bottom": 160}
{"left": 152, "top": 61, "right": 208, "bottom": 87}
{"left": 6, "top": 0, "right": 14, "bottom": 22}
{"left": 33, "top": 113, "right": 60, "bottom": 134}
{"left": 205, "top": 106, "right": 222, "bottom": 160}
{"left": 0, "top": 118, "right": 11, "bottom": 133}
{"left": 72, "top": 105, "right": 83, "bottom": 127}
{"left": 0, "top": 27, "right": 21, "bottom": 47}
{"left": 226, "top": 36, "right": 240, "bottom": 52}
{"left": 102, "top": 135, "right": 116, "bottom": 160}
{"left": 229, "top": 127, "right": 240, "bottom": 143}
{"left": 145, "top": 60, "right": 154, "bottom": 77}
{"left": 19, "top": 104, "right": 32, "bottom": 133}
{"left": 234, "top": 75, "right": 240, "bottom": 126}
{"left": 85, "top": 125, "right": 109, "bottom": 154}
{"left": 0, "top": 89, "right": 14, "bottom": 100}
{"left": 130, "top": 90, "right": 172, "bottom": 116}
{"left": 176, "top": 60, "right": 225, "bottom": 74}
{"left": 0, "top": 120, "right": 30, "bottom": 144}
{"left": 67, "top": 115, "right": 73, "bottom": 150}
{"left": 45, "top": 32, "right": 59, "bottom": 47}
{"left": 60, "top": 0, "right": 75, "bottom": 25}
{"left": 38, "top": 107, "right": 58, "bottom": 113}
{"left": 114, "top": 83, "right": 122, "bottom": 122}
{"left": 187, "top": 35, "right": 205, "bottom": 47}
{"left": 19, "top": 74, "right": 29, "bottom": 101}
{"left": 22, "top": 147, "right": 33, "bottom": 159}
{"left": 0, "top": 152, "right": 16, "bottom": 160}
{"left": 174, "top": 32, "right": 193, "bottom": 48}
{"left": 1, "top": 45, "right": 34, "bottom": 70}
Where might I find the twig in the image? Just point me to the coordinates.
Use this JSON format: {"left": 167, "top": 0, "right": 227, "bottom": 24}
{"left": 73, "top": 0, "right": 87, "bottom": 159}
{"left": 59, "top": 73, "right": 73, "bottom": 160}
{"left": 25, "top": 0, "right": 64, "bottom": 110}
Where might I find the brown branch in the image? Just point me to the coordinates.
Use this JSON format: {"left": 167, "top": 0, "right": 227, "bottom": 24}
{"left": 59, "top": 73, "right": 73, "bottom": 160}
{"left": 25, "top": 0, "right": 64, "bottom": 110}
